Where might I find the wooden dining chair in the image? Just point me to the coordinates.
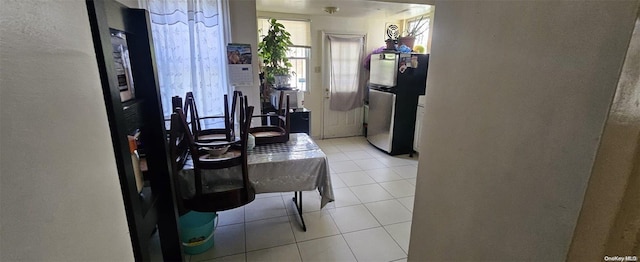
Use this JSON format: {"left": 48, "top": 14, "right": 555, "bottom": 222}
{"left": 249, "top": 91, "right": 291, "bottom": 145}
{"left": 164, "top": 95, "right": 186, "bottom": 134}
{"left": 167, "top": 107, "right": 191, "bottom": 215}
{"left": 185, "top": 91, "right": 240, "bottom": 142}
{"left": 169, "top": 96, "right": 256, "bottom": 213}
{"left": 172, "top": 96, "right": 184, "bottom": 114}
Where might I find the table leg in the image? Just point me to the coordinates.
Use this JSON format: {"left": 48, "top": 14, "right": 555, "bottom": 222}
{"left": 292, "top": 191, "right": 307, "bottom": 232}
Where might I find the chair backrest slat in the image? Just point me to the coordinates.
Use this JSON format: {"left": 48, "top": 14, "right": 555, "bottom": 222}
{"left": 186, "top": 91, "right": 235, "bottom": 141}
{"left": 169, "top": 95, "right": 256, "bottom": 213}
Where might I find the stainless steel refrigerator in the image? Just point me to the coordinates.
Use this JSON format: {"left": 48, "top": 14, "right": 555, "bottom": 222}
{"left": 367, "top": 51, "right": 429, "bottom": 155}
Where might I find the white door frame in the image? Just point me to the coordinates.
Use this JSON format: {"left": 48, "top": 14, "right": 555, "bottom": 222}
{"left": 321, "top": 31, "right": 367, "bottom": 139}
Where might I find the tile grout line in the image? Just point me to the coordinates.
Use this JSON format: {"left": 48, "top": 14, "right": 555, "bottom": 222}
{"left": 191, "top": 139, "right": 401, "bottom": 260}
{"left": 243, "top": 203, "right": 248, "bottom": 261}
{"left": 354, "top": 138, "right": 413, "bottom": 260}
{"left": 245, "top": 195, "right": 290, "bottom": 253}
{"left": 325, "top": 136, "right": 408, "bottom": 262}
{"left": 281, "top": 192, "right": 306, "bottom": 262}
{"left": 236, "top": 137, "right": 417, "bottom": 261}
{"left": 231, "top": 203, "right": 412, "bottom": 259}
{"left": 380, "top": 223, "right": 410, "bottom": 258}
{"left": 359, "top": 201, "right": 409, "bottom": 261}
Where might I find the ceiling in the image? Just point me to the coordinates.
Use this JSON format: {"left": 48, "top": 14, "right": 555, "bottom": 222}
{"left": 256, "top": 0, "right": 433, "bottom": 20}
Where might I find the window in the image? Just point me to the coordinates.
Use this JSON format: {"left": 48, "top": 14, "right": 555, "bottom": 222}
{"left": 406, "top": 15, "right": 431, "bottom": 52}
{"left": 286, "top": 46, "right": 310, "bottom": 91}
{"left": 257, "top": 18, "right": 311, "bottom": 91}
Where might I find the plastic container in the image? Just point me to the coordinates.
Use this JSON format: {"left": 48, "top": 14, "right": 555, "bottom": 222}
{"left": 179, "top": 211, "right": 217, "bottom": 255}
{"left": 247, "top": 133, "right": 256, "bottom": 151}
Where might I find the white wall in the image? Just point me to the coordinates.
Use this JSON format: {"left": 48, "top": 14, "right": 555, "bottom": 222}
{"left": 408, "top": 0, "right": 639, "bottom": 261}
{"left": 228, "top": 0, "right": 262, "bottom": 119}
{"left": 568, "top": 13, "right": 640, "bottom": 260}
{"left": 0, "top": 0, "right": 134, "bottom": 261}
{"left": 116, "top": 0, "right": 138, "bottom": 8}
{"left": 257, "top": 11, "right": 400, "bottom": 137}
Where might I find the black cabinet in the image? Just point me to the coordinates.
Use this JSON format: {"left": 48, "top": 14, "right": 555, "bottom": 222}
{"left": 261, "top": 102, "right": 310, "bottom": 135}
{"left": 290, "top": 108, "right": 311, "bottom": 135}
{"left": 86, "top": 0, "right": 181, "bottom": 260}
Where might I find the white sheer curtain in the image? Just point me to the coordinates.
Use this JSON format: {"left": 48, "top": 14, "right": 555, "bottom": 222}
{"left": 328, "top": 35, "right": 365, "bottom": 111}
{"left": 140, "top": 0, "right": 228, "bottom": 118}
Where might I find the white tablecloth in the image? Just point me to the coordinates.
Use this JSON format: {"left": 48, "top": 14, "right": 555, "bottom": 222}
{"left": 178, "top": 133, "right": 334, "bottom": 208}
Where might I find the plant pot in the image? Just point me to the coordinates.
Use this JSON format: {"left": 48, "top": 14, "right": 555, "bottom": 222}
{"left": 398, "top": 36, "right": 416, "bottom": 50}
{"left": 274, "top": 75, "right": 291, "bottom": 89}
{"left": 385, "top": 39, "right": 396, "bottom": 50}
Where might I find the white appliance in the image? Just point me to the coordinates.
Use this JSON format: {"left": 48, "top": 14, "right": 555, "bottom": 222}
{"left": 367, "top": 89, "right": 396, "bottom": 153}
{"left": 413, "top": 95, "right": 426, "bottom": 152}
{"left": 271, "top": 90, "right": 302, "bottom": 109}
{"left": 366, "top": 52, "right": 429, "bottom": 155}
{"left": 370, "top": 52, "right": 400, "bottom": 88}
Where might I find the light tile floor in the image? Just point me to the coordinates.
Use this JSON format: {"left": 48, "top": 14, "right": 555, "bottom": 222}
{"left": 169, "top": 136, "right": 418, "bottom": 262}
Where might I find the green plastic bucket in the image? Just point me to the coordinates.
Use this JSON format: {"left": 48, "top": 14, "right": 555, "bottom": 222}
{"left": 179, "top": 211, "right": 217, "bottom": 255}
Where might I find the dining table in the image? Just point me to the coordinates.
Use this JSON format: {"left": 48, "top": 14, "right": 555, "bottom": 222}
{"left": 177, "top": 133, "right": 334, "bottom": 231}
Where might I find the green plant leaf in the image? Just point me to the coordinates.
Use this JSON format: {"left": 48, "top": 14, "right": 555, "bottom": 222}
{"left": 257, "top": 18, "right": 294, "bottom": 85}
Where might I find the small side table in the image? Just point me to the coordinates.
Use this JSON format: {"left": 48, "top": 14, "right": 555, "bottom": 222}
{"left": 290, "top": 108, "right": 311, "bottom": 135}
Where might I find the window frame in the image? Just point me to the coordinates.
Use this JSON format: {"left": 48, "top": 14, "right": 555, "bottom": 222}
{"left": 405, "top": 13, "right": 432, "bottom": 53}
{"left": 286, "top": 45, "right": 311, "bottom": 93}
{"left": 257, "top": 17, "right": 312, "bottom": 93}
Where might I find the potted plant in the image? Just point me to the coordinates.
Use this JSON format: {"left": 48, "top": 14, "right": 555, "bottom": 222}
{"left": 258, "top": 18, "right": 293, "bottom": 89}
{"left": 398, "top": 16, "right": 428, "bottom": 50}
